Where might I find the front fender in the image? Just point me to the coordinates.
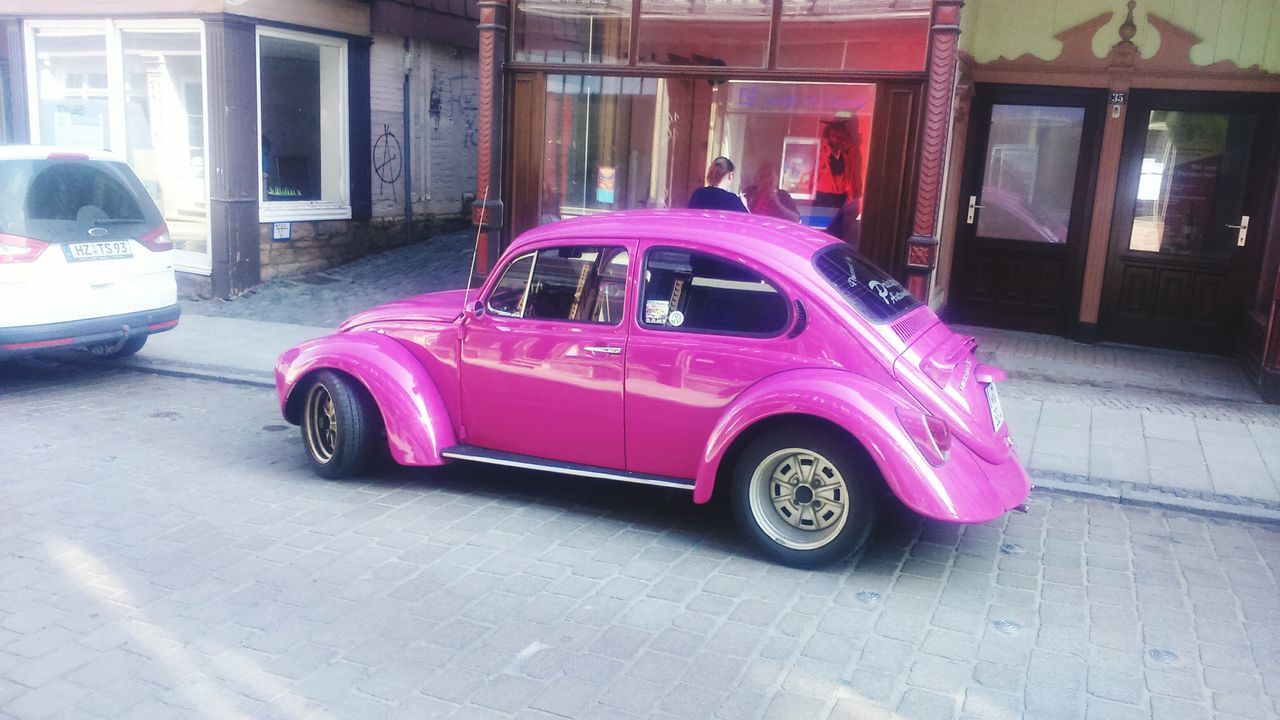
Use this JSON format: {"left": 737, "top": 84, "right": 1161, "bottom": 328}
{"left": 276, "top": 332, "right": 457, "bottom": 466}
{"left": 695, "top": 368, "right": 1023, "bottom": 523}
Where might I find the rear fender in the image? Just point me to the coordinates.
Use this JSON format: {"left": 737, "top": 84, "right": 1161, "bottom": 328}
{"left": 696, "top": 369, "right": 973, "bottom": 521}
{"left": 276, "top": 332, "right": 456, "bottom": 466}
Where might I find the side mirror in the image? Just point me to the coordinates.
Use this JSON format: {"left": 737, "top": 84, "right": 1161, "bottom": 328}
{"left": 469, "top": 300, "right": 484, "bottom": 317}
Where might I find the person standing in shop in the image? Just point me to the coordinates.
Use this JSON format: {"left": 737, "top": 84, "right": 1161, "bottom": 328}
{"left": 688, "top": 156, "right": 748, "bottom": 212}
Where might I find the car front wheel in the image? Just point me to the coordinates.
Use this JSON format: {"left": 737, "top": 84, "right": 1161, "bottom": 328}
{"left": 301, "top": 370, "right": 380, "bottom": 479}
{"left": 731, "top": 425, "right": 877, "bottom": 568}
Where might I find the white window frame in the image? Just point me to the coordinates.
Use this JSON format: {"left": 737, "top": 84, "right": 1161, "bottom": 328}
{"left": 255, "top": 27, "right": 351, "bottom": 223}
{"left": 23, "top": 18, "right": 213, "bottom": 275}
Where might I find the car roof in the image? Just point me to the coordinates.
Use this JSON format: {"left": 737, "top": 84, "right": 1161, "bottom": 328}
{"left": 0, "top": 145, "right": 124, "bottom": 162}
{"left": 512, "top": 210, "right": 839, "bottom": 262}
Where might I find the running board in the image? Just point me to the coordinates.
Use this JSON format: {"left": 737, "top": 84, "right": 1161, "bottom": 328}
{"left": 441, "top": 445, "right": 695, "bottom": 491}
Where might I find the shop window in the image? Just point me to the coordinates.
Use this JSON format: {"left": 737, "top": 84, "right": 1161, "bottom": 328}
{"left": 122, "top": 30, "right": 209, "bottom": 257}
{"left": 641, "top": 248, "right": 789, "bottom": 336}
{"left": 515, "top": 0, "right": 631, "bottom": 64}
{"left": 537, "top": 75, "right": 875, "bottom": 248}
{"left": 777, "top": 0, "right": 930, "bottom": 72}
{"left": 257, "top": 29, "right": 349, "bottom": 220}
{"left": 25, "top": 21, "right": 212, "bottom": 273}
{"left": 30, "top": 27, "right": 111, "bottom": 149}
{"left": 541, "top": 75, "right": 673, "bottom": 221}
{"left": 637, "top": 0, "right": 771, "bottom": 68}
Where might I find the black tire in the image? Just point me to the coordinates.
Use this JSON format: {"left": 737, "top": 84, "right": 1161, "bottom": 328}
{"left": 730, "top": 424, "right": 877, "bottom": 568}
{"left": 88, "top": 335, "right": 147, "bottom": 358}
{"left": 300, "top": 370, "right": 381, "bottom": 479}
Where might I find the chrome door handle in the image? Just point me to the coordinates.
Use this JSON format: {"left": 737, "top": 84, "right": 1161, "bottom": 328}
{"left": 1227, "top": 215, "right": 1250, "bottom": 247}
{"left": 966, "top": 195, "right": 985, "bottom": 224}
{"left": 584, "top": 345, "right": 622, "bottom": 355}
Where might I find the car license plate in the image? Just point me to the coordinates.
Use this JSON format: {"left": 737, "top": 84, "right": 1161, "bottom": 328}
{"left": 63, "top": 241, "right": 133, "bottom": 262}
{"left": 985, "top": 382, "right": 1004, "bottom": 431}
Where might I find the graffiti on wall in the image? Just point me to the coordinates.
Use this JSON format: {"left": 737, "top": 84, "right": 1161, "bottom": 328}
{"left": 428, "top": 57, "right": 477, "bottom": 131}
{"left": 373, "top": 124, "right": 403, "bottom": 201}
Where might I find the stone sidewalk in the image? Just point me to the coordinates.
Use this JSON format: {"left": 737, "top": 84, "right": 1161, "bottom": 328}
{"left": 963, "top": 326, "right": 1280, "bottom": 523}
{"left": 109, "top": 234, "right": 1280, "bottom": 523}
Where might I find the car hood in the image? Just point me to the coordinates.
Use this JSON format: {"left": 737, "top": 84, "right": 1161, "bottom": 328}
{"left": 893, "top": 322, "right": 1013, "bottom": 464}
{"left": 338, "top": 289, "right": 476, "bottom": 330}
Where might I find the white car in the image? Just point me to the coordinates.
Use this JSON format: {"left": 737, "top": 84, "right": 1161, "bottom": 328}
{"left": 0, "top": 146, "right": 179, "bottom": 359}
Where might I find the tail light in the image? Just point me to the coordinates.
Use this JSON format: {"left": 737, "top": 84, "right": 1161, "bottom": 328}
{"left": 0, "top": 233, "right": 49, "bottom": 264}
{"left": 138, "top": 225, "right": 174, "bottom": 252}
{"left": 896, "top": 407, "right": 952, "bottom": 467}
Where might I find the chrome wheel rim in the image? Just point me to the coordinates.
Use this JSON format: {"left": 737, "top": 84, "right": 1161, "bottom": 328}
{"left": 748, "top": 448, "right": 849, "bottom": 551}
{"left": 304, "top": 384, "right": 337, "bottom": 464}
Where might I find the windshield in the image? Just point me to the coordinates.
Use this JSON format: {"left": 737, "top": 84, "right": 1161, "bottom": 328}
{"left": 0, "top": 159, "right": 160, "bottom": 243}
{"left": 813, "top": 244, "right": 922, "bottom": 323}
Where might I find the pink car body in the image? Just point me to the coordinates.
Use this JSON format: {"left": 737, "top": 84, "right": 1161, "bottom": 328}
{"left": 276, "top": 211, "right": 1029, "bottom": 530}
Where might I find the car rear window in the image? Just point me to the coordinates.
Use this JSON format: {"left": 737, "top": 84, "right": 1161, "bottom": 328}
{"left": 0, "top": 159, "right": 161, "bottom": 243}
{"left": 813, "top": 244, "right": 922, "bottom": 323}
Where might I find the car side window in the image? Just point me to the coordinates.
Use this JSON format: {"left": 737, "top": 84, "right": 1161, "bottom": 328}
{"left": 487, "top": 252, "right": 535, "bottom": 317}
{"left": 486, "top": 246, "right": 629, "bottom": 325}
{"left": 640, "top": 248, "right": 790, "bottom": 336}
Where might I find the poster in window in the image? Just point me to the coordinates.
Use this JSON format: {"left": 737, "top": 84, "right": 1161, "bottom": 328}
{"left": 779, "top": 137, "right": 817, "bottom": 200}
{"left": 596, "top": 166, "right": 616, "bottom": 204}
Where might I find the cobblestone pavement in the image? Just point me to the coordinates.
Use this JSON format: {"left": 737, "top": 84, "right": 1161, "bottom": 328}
{"left": 3, "top": 362, "right": 1279, "bottom": 719}
{"left": 182, "top": 230, "right": 475, "bottom": 328}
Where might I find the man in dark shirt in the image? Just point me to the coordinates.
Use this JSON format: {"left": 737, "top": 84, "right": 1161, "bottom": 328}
{"left": 688, "top": 156, "right": 748, "bottom": 212}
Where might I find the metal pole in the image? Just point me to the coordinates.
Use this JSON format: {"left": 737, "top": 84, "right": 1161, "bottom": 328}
{"left": 403, "top": 38, "right": 413, "bottom": 243}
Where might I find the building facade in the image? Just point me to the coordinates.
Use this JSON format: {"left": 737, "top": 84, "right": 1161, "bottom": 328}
{"left": 473, "top": 0, "right": 1280, "bottom": 400}
{"left": 469, "top": 0, "right": 959, "bottom": 294}
{"left": 0, "top": 0, "right": 478, "bottom": 298}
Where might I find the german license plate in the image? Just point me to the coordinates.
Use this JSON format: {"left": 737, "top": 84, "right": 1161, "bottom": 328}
{"left": 63, "top": 241, "right": 133, "bottom": 262}
{"left": 986, "top": 382, "right": 1005, "bottom": 431}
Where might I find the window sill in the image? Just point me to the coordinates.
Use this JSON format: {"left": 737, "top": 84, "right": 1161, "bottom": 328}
{"left": 259, "top": 202, "right": 352, "bottom": 223}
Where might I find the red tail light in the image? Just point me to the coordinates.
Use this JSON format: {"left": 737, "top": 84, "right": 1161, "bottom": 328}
{"left": 0, "top": 233, "right": 49, "bottom": 264}
{"left": 138, "top": 225, "right": 174, "bottom": 252}
{"left": 896, "top": 407, "right": 952, "bottom": 467}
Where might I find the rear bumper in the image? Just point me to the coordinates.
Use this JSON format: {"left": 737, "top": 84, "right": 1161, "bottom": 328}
{"left": 0, "top": 304, "right": 180, "bottom": 355}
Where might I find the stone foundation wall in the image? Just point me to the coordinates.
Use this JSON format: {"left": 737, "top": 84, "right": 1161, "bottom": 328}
{"left": 258, "top": 213, "right": 467, "bottom": 281}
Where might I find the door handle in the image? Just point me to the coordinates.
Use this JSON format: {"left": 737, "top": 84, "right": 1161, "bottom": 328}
{"left": 584, "top": 345, "right": 622, "bottom": 355}
{"left": 1227, "top": 215, "right": 1250, "bottom": 247}
{"left": 966, "top": 195, "right": 985, "bottom": 224}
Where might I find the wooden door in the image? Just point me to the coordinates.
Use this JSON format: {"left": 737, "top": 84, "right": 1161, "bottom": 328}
{"left": 1100, "top": 90, "right": 1277, "bottom": 354}
{"left": 948, "top": 85, "right": 1105, "bottom": 334}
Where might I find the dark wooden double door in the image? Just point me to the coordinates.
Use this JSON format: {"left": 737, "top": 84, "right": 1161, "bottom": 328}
{"left": 951, "top": 85, "right": 1276, "bottom": 353}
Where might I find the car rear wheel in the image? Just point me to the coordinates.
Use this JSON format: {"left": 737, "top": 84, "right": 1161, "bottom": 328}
{"left": 731, "top": 425, "right": 877, "bottom": 568}
{"left": 301, "top": 370, "right": 380, "bottom": 479}
{"left": 87, "top": 336, "right": 147, "bottom": 359}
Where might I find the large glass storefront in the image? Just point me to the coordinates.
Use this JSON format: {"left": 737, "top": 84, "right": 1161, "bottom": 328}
{"left": 508, "top": 0, "right": 930, "bottom": 258}
{"left": 25, "top": 21, "right": 210, "bottom": 273}
{"left": 538, "top": 76, "right": 876, "bottom": 233}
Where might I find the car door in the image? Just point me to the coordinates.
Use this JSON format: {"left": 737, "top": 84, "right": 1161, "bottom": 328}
{"left": 625, "top": 244, "right": 799, "bottom": 479}
{"left": 460, "top": 241, "right": 634, "bottom": 469}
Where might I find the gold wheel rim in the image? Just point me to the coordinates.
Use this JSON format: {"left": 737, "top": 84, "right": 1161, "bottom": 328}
{"left": 749, "top": 447, "right": 850, "bottom": 551}
{"left": 304, "top": 384, "right": 338, "bottom": 464}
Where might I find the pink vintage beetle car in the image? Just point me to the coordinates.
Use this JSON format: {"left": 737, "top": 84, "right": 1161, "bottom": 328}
{"left": 275, "top": 211, "right": 1029, "bottom": 567}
